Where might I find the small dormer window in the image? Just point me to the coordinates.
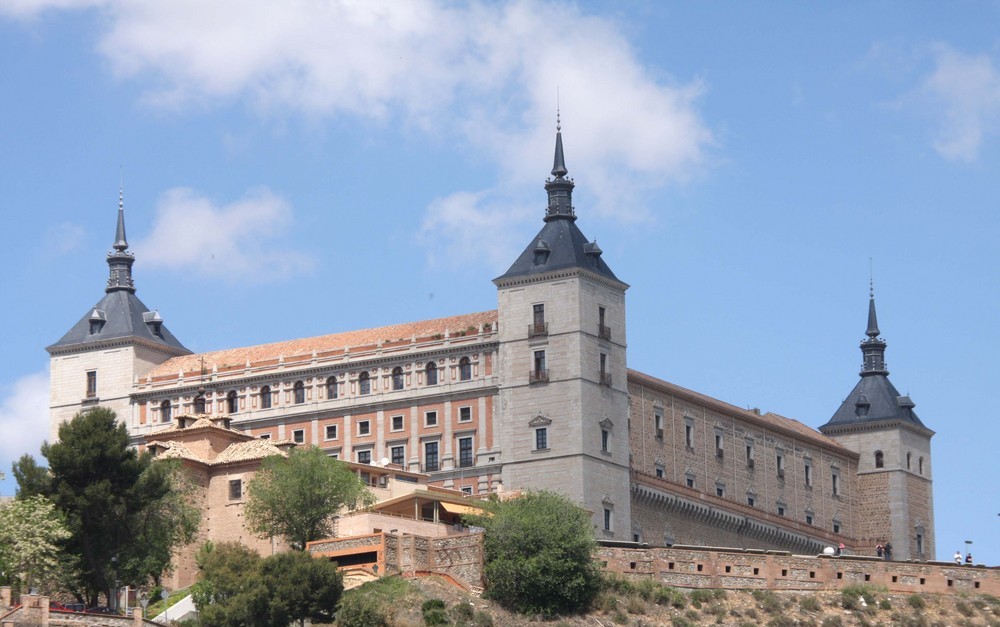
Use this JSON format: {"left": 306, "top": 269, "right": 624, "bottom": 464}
{"left": 533, "top": 239, "right": 551, "bottom": 266}
{"left": 88, "top": 309, "right": 106, "bottom": 335}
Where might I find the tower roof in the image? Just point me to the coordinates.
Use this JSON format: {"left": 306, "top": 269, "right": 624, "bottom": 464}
{"left": 47, "top": 190, "right": 189, "bottom": 356}
{"left": 494, "top": 119, "right": 624, "bottom": 286}
{"left": 819, "top": 292, "right": 928, "bottom": 434}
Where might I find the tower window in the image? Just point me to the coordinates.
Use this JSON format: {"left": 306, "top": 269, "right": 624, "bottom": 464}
{"left": 746, "top": 441, "right": 755, "bottom": 468}
{"left": 194, "top": 395, "right": 206, "bottom": 414}
{"left": 459, "top": 357, "right": 472, "bottom": 381}
{"left": 906, "top": 452, "right": 912, "bottom": 470}
{"left": 229, "top": 479, "right": 242, "bottom": 500}
{"left": 598, "top": 306, "right": 610, "bottom": 339}
{"left": 603, "top": 508, "right": 613, "bottom": 532}
{"left": 777, "top": 453, "right": 785, "bottom": 477}
{"left": 874, "top": 450, "right": 884, "bottom": 468}
{"left": 359, "top": 372, "right": 371, "bottom": 395}
{"left": 535, "top": 427, "right": 548, "bottom": 451}
{"left": 601, "top": 429, "right": 610, "bottom": 453}
{"left": 85, "top": 371, "right": 97, "bottom": 398}
{"left": 684, "top": 424, "right": 693, "bottom": 449}
{"left": 654, "top": 410, "right": 664, "bottom": 439}
{"left": 293, "top": 380, "right": 305, "bottom": 404}
{"left": 715, "top": 433, "right": 724, "bottom": 457}
{"left": 531, "top": 350, "right": 548, "bottom": 383}
{"left": 160, "top": 400, "right": 172, "bottom": 423}
{"left": 919, "top": 457, "right": 924, "bottom": 475}
{"left": 227, "top": 391, "right": 238, "bottom": 414}
{"left": 832, "top": 472, "right": 840, "bottom": 496}
{"left": 530, "top": 304, "right": 547, "bottom": 336}
{"left": 260, "top": 385, "right": 272, "bottom": 409}
{"left": 391, "top": 367, "right": 404, "bottom": 391}
{"left": 804, "top": 461, "right": 813, "bottom": 487}
{"left": 425, "top": 362, "right": 438, "bottom": 386}
{"left": 326, "top": 376, "right": 338, "bottom": 399}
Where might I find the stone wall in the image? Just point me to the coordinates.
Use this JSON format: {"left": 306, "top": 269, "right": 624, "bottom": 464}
{"left": 0, "top": 593, "right": 154, "bottom": 627}
{"left": 597, "top": 545, "right": 999, "bottom": 595}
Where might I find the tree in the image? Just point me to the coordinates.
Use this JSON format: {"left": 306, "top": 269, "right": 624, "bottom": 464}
{"left": 0, "top": 495, "right": 73, "bottom": 595}
{"left": 244, "top": 446, "right": 375, "bottom": 549}
{"left": 192, "top": 542, "right": 343, "bottom": 627}
{"left": 37, "top": 407, "right": 200, "bottom": 605}
{"left": 11, "top": 454, "right": 50, "bottom": 499}
{"left": 464, "top": 490, "right": 601, "bottom": 617}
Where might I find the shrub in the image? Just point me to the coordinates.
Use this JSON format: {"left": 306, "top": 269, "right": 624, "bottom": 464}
{"left": 423, "top": 607, "right": 449, "bottom": 626}
{"left": 690, "top": 589, "right": 715, "bottom": 605}
{"left": 800, "top": 595, "right": 822, "bottom": 612}
{"left": 879, "top": 598, "right": 892, "bottom": 610}
{"left": 421, "top": 599, "right": 446, "bottom": 613}
{"left": 451, "top": 601, "right": 475, "bottom": 623}
{"left": 821, "top": 617, "right": 843, "bottom": 627}
{"left": 625, "top": 596, "right": 647, "bottom": 614}
{"left": 336, "top": 593, "right": 391, "bottom": 627}
{"left": 472, "top": 611, "right": 493, "bottom": 627}
{"left": 767, "top": 616, "right": 799, "bottom": 627}
{"left": 908, "top": 594, "right": 926, "bottom": 610}
{"left": 956, "top": 600, "right": 975, "bottom": 617}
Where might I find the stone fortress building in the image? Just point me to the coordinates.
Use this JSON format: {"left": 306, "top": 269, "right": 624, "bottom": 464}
{"left": 46, "top": 122, "right": 935, "bottom": 562}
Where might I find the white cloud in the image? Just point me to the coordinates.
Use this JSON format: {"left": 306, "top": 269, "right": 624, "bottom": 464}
{"left": 921, "top": 44, "right": 1000, "bottom": 162}
{"left": 419, "top": 190, "right": 534, "bottom": 273}
{"left": 4, "top": 0, "right": 714, "bottom": 264}
{"left": 42, "top": 222, "right": 86, "bottom": 256}
{"left": 0, "top": 371, "right": 50, "bottom": 476}
{"left": 132, "top": 186, "right": 315, "bottom": 282}
{"left": 0, "top": 0, "right": 105, "bottom": 19}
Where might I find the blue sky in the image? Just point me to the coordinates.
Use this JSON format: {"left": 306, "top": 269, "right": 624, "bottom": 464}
{"left": 1, "top": 1, "right": 997, "bottom": 563}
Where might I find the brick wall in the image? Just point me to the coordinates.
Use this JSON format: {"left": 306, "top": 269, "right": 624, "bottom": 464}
{"left": 598, "top": 545, "right": 999, "bottom": 595}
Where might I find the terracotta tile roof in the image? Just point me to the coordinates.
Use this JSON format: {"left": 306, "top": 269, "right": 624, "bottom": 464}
{"left": 148, "top": 310, "right": 498, "bottom": 378}
{"left": 627, "top": 369, "right": 853, "bottom": 455}
{"left": 212, "top": 439, "right": 295, "bottom": 464}
{"left": 147, "top": 416, "right": 248, "bottom": 438}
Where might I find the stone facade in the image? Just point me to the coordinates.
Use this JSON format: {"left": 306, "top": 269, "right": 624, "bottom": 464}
{"left": 597, "top": 545, "right": 997, "bottom": 595}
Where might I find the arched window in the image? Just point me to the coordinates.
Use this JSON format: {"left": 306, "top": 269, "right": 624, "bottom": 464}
{"left": 359, "top": 372, "right": 371, "bottom": 395}
{"left": 326, "top": 376, "right": 338, "bottom": 399}
{"left": 425, "top": 362, "right": 438, "bottom": 386}
{"left": 194, "top": 395, "right": 206, "bottom": 414}
{"left": 459, "top": 357, "right": 472, "bottom": 381}
{"left": 906, "top": 452, "right": 911, "bottom": 470}
{"left": 919, "top": 457, "right": 924, "bottom": 475}
{"left": 160, "top": 400, "right": 172, "bottom": 423}
{"left": 293, "top": 381, "right": 305, "bottom": 404}
{"left": 260, "top": 385, "right": 272, "bottom": 409}
{"left": 226, "top": 391, "right": 238, "bottom": 414}
{"left": 392, "top": 367, "right": 404, "bottom": 391}
{"left": 874, "top": 451, "right": 884, "bottom": 468}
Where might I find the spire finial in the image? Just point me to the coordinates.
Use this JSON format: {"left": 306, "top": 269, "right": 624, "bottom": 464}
{"left": 550, "top": 107, "right": 568, "bottom": 179}
{"left": 557, "top": 88, "right": 561, "bottom": 132}
{"left": 107, "top": 181, "right": 136, "bottom": 293}
{"left": 869, "top": 257, "right": 874, "bottom": 299}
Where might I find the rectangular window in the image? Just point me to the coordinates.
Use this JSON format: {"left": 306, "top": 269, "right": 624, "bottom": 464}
{"left": 716, "top": 486, "right": 724, "bottom": 497}
{"left": 806, "top": 514, "right": 814, "bottom": 525}
{"left": 292, "top": 429, "right": 305, "bottom": 444}
{"left": 357, "top": 450, "right": 371, "bottom": 465}
{"left": 458, "top": 406, "right": 472, "bottom": 422}
{"left": 425, "top": 411, "right": 438, "bottom": 427}
{"left": 805, "top": 462, "right": 813, "bottom": 487}
{"left": 229, "top": 479, "right": 242, "bottom": 500}
{"left": 685, "top": 424, "right": 693, "bottom": 449}
{"left": 598, "top": 306, "right": 611, "bottom": 340}
{"left": 832, "top": 472, "right": 840, "bottom": 496}
{"left": 391, "top": 445, "right": 405, "bottom": 466}
{"left": 833, "top": 522, "right": 841, "bottom": 534}
{"left": 777, "top": 453, "right": 785, "bottom": 477}
{"left": 746, "top": 442, "right": 755, "bottom": 467}
{"left": 325, "top": 424, "right": 338, "bottom": 440}
{"left": 461, "top": 486, "right": 473, "bottom": 495}
{"left": 777, "top": 506, "right": 786, "bottom": 517}
{"left": 533, "top": 350, "right": 546, "bottom": 378}
{"left": 535, "top": 427, "right": 548, "bottom": 450}
{"left": 358, "top": 420, "right": 371, "bottom": 436}
{"left": 424, "top": 441, "right": 439, "bottom": 471}
{"left": 715, "top": 433, "right": 723, "bottom": 457}
{"left": 603, "top": 508, "right": 612, "bottom": 532}
{"left": 259, "top": 433, "right": 271, "bottom": 440}
{"left": 459, "top": 436, "right": 474, "bottom": 467}
{"left": 686, "top": 477, "right": 695, "bottom": 488}
{"left": 655, "top": 466, "right": 664, "bottom": 479}
{"left": 86, "top": 371, "right": 97, "bottom": 398}
{"left": 530, "top": 303, "right": 547, "bottom": 336}
{"left": 747, "top": 496, "right": 755, "bottom": 507}
{"left": 391, "top": 415, "right": 404, "bottom": 431}
{"left": 654, "top": 410, "right": 664, "bottom": 439}
{"left": 601, "top": 429, "right": 610, "bottom": 453}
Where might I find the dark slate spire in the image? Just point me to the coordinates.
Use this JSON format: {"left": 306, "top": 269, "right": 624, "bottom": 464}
{"left": 494, "top": 116, "right": 624, "bottom": 286}
{"left": 861, "top": 287, "right": 887, "bottom": 376}
{"left": 48, "top": 187, "right": 190, "bottom": 356}
{"left": 819, "top": 289, "right": 928, "bottom": 433}
{"left": 106, "top": 187, "right": 136, "bottom": 293}
{"left": 544, "top": 110, "right": 576, "bottom": 222}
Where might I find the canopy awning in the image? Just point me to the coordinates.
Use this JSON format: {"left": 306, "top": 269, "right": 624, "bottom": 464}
{"left": 439, "top": 502, "right": 482, "bottom": 516}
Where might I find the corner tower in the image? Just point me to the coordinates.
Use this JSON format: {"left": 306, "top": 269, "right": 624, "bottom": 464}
{"left": 47, "top": 189, "right": 190, "bottom": 440}
{"left": 494, "top": 119, "right": 632, "bottom": 539}
{"left": 819, "top": 289, "right": 934, "bottom": 560}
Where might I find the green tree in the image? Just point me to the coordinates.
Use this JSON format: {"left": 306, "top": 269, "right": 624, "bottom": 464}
{"left": 465, "top": 490, "right": 601, "bottom": 617}
{"left": 37, "top": 407, "right": 200, "bottom": 605}
{"left": 192, "top": 542, "right": 343, "bottom": 627}
{"left": 11, "top": 454, "right": 50, "bottom": 499}
{"left": 258, "top": 550, "right": 343, "bottom": 626}
{"left": 191, "top": 542, "right": 265, "bottom": 627}
{"left": 0, "top": 495, "right": 73, "bottom": 595}
{"left": 244, "top": 446, "right": 375, "bottom": 549}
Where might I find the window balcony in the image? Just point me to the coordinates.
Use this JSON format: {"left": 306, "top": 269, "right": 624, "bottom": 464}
{"left": 529, "top": 369, "right": 549, "bottom": 384}
{"left": 599, "top": 372, "right": 613, "bottom": 386}
{"left": 598, "top": 323, "right": 611, "bottom": 340}
{"left": 528, "top": 322, "right": 548, "bottom": 338}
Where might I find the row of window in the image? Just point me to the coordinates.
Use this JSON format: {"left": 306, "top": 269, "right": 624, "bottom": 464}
{"left": 874, "top": 450, "right": 925, "bottom": 475}
{"left": 530, "top": 303, "right": 612, "bottom": 341}
{"left": 269, "top": 408, "right": 476, "bottom": 444}
{"left": 259, "top": 438, "right": 477, "bottom": 473}
{"left": 532, "top": 425, "right": 614, "bottom": 453}
{"left": 156, "top": 359, "right": 477, "bottom": 421}
{"left": 527, "top": 348, "right": 613, "bottom": 386}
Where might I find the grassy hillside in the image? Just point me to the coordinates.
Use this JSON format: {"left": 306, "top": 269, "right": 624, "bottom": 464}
{"left": 333, "top": 575, "right": 1000, "bottom": 627}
